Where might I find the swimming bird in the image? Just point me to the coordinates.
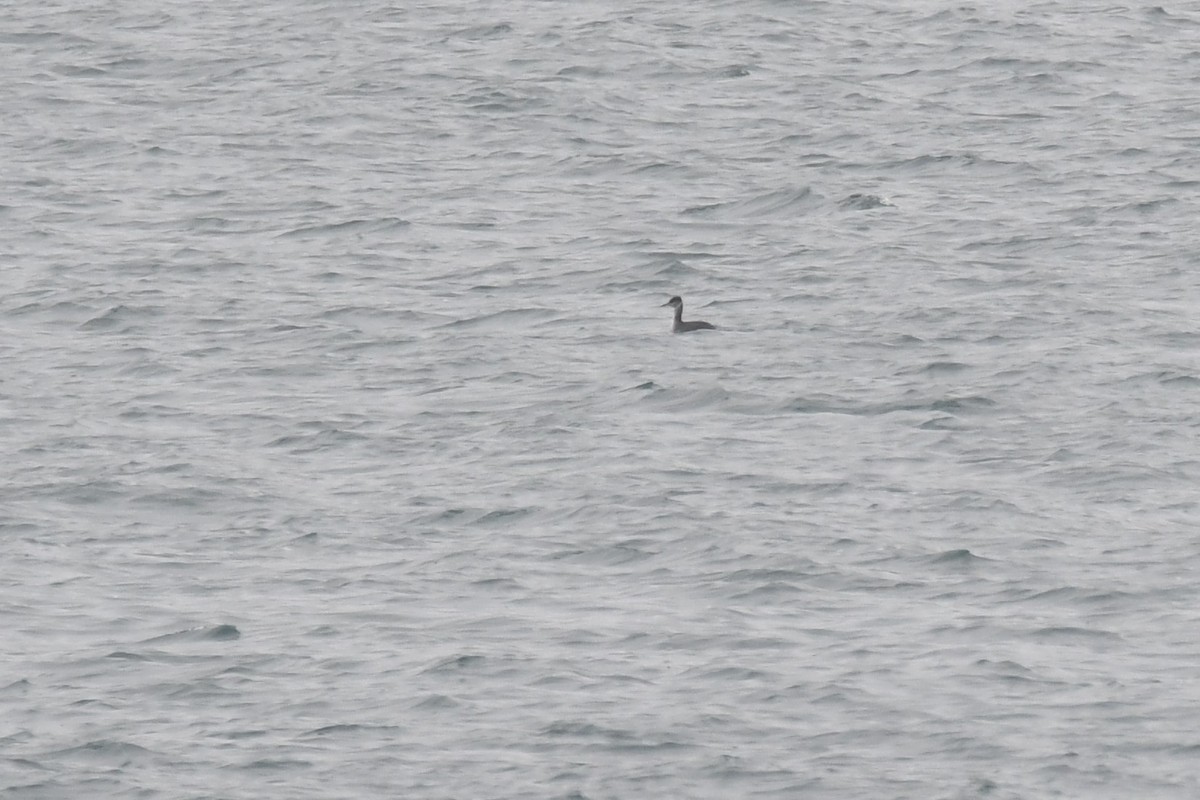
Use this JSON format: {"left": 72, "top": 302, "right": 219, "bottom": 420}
{"left": 662, "top": 296, "right": 715, "bottom": 333}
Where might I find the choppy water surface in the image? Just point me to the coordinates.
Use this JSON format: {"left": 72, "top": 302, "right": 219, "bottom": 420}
{"left": 4, "top": 2, "right": 1200, "bottom": 797}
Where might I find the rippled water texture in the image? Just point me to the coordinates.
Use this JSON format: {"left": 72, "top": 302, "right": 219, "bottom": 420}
{"left": 4, "top": 2, "right": 1200, "bottom": 798}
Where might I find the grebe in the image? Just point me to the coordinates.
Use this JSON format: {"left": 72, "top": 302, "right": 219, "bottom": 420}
{"left": 662, "top": 296, "right": 715, "bottom": 333}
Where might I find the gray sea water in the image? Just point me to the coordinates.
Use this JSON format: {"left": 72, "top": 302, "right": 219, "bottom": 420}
{"left": 4, "top": 1, "right": 1200, "bottom": 797}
